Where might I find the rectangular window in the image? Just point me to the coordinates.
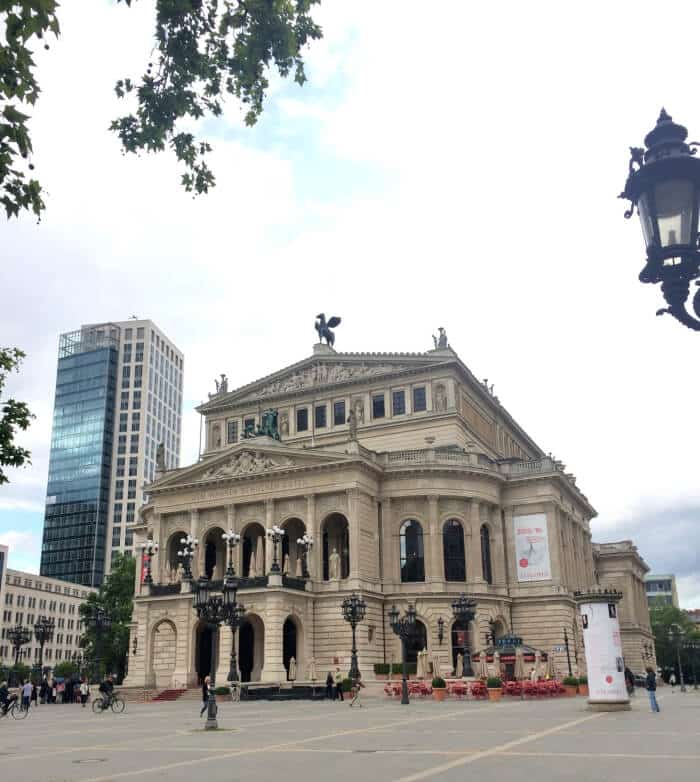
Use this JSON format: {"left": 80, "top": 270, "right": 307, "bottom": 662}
{"left": 130, "top": 434, "right": 139, "bottom": 452}
{"left": 333, "top": 400, "right": 346, "bottom": 426}
{"left": 134, "top": 365, "right": 143, "bottom": 388}
{"left": 125, "top": 529, "right": 134, "bottom": 547}
{"left": 129, "top": 457, "right": 137, "bottom": 476}
{"left": 114, "top": 503, "right": 122, "bottom": 523}
{"left": 227, "top": 420, "right": 238, "bottom": 444}
{"left": 392, "top": 390, "right": 406, "bottom": 416}
{"left": 296, "top": 408, "right": 308, "bottom": 432}
{"left": 413, "top": 386, "right": 427, "bottom": 412}
{"left": 133, "top": 390, "right": 141, "bottom": 410}
{"left": 132, "top": 412, "right": 140, "bottom": 431}
{"left": 125, "top": 328, "right": 132, "bottom": 341}
{"left": 315, "top": 405, "right": 327, "bottom": 429}
{"left": 137, "top": 327, "right": 144, "bottom": 339}
{"left": 112, "top": 526, "right": 121, "bottom": 545}
{"left": 372, "top": 393, "right": 385, "bottom": 419}
{"left": 126, "top": 504, "right": 135, "bottom": 523}
{"left": 135, "top": 342, "right": 144, "bottom": 362}
{"left": 115, "top": 480, "right": 124, "bottom": 500}
{"left": 119, "top": 413, "right": 128, "bottom": 433}
{"left": 123, "top": 344, "right": 132, "bottom": 363}
{"left": 120, "top": 391, "right": 129, "bottom": 410}
{"left": 116, "top": 457, "right": 125, "bottom": 477}
{"left": 128, "top": 479, "right": 136, "bottom": 499}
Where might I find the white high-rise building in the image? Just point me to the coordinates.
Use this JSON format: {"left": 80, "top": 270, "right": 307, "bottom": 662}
{"left": 41, "top": 319, "right": 184, "bottom": 586}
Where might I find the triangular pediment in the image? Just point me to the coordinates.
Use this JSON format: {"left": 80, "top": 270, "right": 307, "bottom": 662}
{"left": 148, "top": 439, "right": 356, "bottom": 491}
{"left": 199, "top": 349, "right": 454, "bottom": 411}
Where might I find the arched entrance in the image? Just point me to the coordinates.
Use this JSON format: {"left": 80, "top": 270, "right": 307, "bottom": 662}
{"left": 195, "top": 622, "right": 219, "bottom": 683}
{"left": 281, "top": 518, "right": 306, "bottom": 576}
{"left": 203, "top": 526, "right": 226, "bottom": 580}
{"left": 238, "top": 613, "right": 264, "bottom": 682}
{"left": 242, "top": 523, "right": 265, "bottom": 577}
{"left": 150, "top": 620, "right": 177, "bottom": 688}
{"left": 451, "top": 620, "right": 472, "bottom": 674}
{"left": 322, "top": 513, "right": 349, "bottom": 580}
{"left": 283, "top": 617, "right": 297, "bottom": 680}
{"left": 405, "top": 620, "right": 428, "bottom": 664}
{"left": 165, "top": 530, "right": 188, "bottom": 582}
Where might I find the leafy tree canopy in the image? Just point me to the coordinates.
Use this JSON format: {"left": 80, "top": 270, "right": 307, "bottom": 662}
{"left": 1, "top": 0, "right": 322, "bottom": 219}
{"left": 0, "top": 347, "right": 34, "bottom": 485}
{"left": 650, "top": 601, "right": 699, "bottom": 676}
{"left": 52, "top": 660, "right": 79, "bottom": 679}
{"left": 79, "top": 553, "right": 136, "bottom": 681}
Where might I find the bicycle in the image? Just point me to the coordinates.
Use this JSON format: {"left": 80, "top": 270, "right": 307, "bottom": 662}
{"left": 0, "top": 699, "right": 29, "bottom": 721}
{"left": 91, "top": 694, "right": 126, "bottom": 714}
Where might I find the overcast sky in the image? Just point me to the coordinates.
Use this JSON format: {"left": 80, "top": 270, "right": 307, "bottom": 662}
{"left": 1, "top": 1, "right": 699, "bottom": 607}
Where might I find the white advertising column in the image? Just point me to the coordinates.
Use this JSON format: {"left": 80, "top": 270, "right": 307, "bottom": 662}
{"left": 575, "top": 589, "right": 631, "bottom": 712}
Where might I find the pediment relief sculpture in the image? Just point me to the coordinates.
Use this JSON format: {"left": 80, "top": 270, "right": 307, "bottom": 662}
{"left": 203, "top": 450, "right": 295, "bottom": 479}
{"left": 239, "top": 362, "right": 411, "bottom": 400}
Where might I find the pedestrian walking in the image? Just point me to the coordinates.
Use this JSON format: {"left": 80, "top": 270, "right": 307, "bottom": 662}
{"left": 200, "top": 675, "right": 211, "bottom": 717}
{"left": 21, "top": 680, "right": 32, "bottom": 711}
{"left": 80, "top": 679, "right": 89, "bottom": 707}
{"left": 31, "top": 682, "right": 38, "bottom": 707}
{"left": 669, "top": 672, "right": 676, "bottom": 692}
{"left": 325, "top": 671, "right": 334, "bottom": 700}
{"left": 40, "top": 677, "right": 48, "bottom": 704}
{"left": 333, "top": 667, "right": 344, "bottom": 702}
{"left": 646, "top": 666, "right": 660, "bottom": 713}
{"left": 349, "top": 672, "right": 365, "bottom": 708}
{"left": 624, "top": 666, "right": 635, "bottom": 696}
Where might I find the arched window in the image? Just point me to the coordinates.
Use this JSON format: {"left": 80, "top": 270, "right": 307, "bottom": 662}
{"left": 443, "top": 519, "right": 466, "bottom": 582}
{"left": 322, "top": 514, "right": 350, "bottom": 580}
{"left": 480, "top": 524, "right": 493, "bottom": 584}
{"left": 405, "top": 620, "right": 428, "bottom": 664}
{"left": 400, "top": 520, "right": 425, "bottom": 582}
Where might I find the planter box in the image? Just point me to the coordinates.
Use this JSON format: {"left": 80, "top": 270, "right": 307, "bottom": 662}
{"left": 432, "top": 688, "right": 446, "bottom": 702}
{"left": 487, "top": 688, "right": 503, "bottom": 702}
{"left": 563, "top": 685, "right": 578, "bottom": 697}
{"left": 577, "top": 684, "right": 589, "bottom": 696}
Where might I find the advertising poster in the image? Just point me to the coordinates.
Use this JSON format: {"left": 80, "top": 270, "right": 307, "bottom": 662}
{"left": 580, "top": 601, "right": 628, "bottom": 702}
{"left": 514, "top": 513, "right": 551, "bottom": 582}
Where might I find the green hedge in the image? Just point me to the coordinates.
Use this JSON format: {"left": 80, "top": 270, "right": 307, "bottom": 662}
{"left": 486, "top": 676, "right": 502, "bottom": 688}
{"left": 432, "top": 677, "right": 446, "bottom": 689}
{"left": 373, "top": 663, "right": 417, "bottom": 676}
{"left": 562, "top": 676, "right": 579, "bottom": 686}
{"left": 578, "top": 675, "right": 587, "bottom": 685}
{"left": 214, "top": 686, "right": 230, "bottom": 695}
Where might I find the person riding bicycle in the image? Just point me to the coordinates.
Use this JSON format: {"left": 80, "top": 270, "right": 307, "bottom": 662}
{"left": 0, "top": 681, "right": 18, "bottom": 716}
{"left": 98, "top": 676, "right": 114, "bottom": 710}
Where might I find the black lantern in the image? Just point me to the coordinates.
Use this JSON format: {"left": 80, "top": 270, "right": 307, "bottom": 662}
{"left": 620, "top": 109, "right": 700, "bottom": 330}
{"left": 388, "top": 603, "right": 417, "bottom": 705}
{"left": 33, "top": 616, "right": 55, "bottom": 682}
{"left": 341, "top": 592, "right": 366, "bottom": 683}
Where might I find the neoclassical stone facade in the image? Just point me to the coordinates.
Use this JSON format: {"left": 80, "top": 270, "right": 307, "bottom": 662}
{"left": 125, "top": 341, "right": 654, "bottom": 689}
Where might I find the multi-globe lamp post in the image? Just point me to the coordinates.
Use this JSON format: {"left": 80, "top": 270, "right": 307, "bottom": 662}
{"left": 222, "top": 529, "right": 245, "bottom": 684}
{"left": 140, "top": 539, "right": 159, "bottom": 584}
{"left": 296, "top": 533, "right": 313, "bottom": 578}
{"left": 178, "top": 533, "right": 199, "bottom": 581}
{"left": 341, "top": 592, "right": 366, "bottom": 683}
{"left": 389, "top": 603, "right": 417, "bottom": 705}
{"left": 85, "top": 606, "right": 112, "bottom": 682}
{"left": 7, "top": 625, "right": 31, "bottom": 680}
{"left": 620, "top": 109, "right": 700, "bottom": 330}
{"left": 33, "top": 616, "right": 55, "bottom": 683}
{"left": 266, "top": 525, "right": 285, "bottom": 573}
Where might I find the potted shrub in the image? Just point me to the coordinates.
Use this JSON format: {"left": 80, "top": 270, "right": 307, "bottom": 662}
{"left": 562, "top": 676, "right": 579, "bottom": 696}
{"left": 577, "top": 675, "right": 588, "bottom": 697}
{"left": 432, "top": 676, "right": 447, "bottom": 701}
{"left": 486, "top": 676, "right": 503, "bottom": 701}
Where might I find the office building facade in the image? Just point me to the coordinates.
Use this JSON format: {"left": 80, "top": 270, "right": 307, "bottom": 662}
{"left": 40, "top": 320, "right": 183, "bottom": 586}
{"left": 645, "top": 574, "right": 679, "bottom": 608}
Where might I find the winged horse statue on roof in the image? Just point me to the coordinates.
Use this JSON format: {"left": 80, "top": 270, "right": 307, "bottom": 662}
{"left": 315, "top": 314, "right": 341, "bottom": 347}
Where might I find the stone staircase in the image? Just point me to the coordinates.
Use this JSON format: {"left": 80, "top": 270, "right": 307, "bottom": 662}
{"left": 151, "top": 688, "right": 187, "bottom": 702}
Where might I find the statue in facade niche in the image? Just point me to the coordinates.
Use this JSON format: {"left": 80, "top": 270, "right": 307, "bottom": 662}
{"left": 288, "top": 656, "right": 297, "bottom": 681}
{"left": 329, "top": 548, "right": 341, "bottom": 580}
{"left": 280, "top": 412, "right": 289, "bottom": 437}
{"left": 347, "top": 408, "right": 358, "bottom": 440}
{"left": 434, "top": 384, "right": 447, "bottom": 412}
{"left": 315, "top": 313, "right": 341, "bottom": 347}
{"left": 354, "top": 398, "right": 365, "bottom": 424}
{"left": 156, "top": 442, "right": 166, "bottom": 471}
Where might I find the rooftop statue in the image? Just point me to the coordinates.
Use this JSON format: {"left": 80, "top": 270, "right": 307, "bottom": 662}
{"left": 242, "top": 408, "right": 281, "bottom": 440}
{"left": 432, "top": 327, "right": 449, "bottom": 349}
{"left": 315, "top": 313, "right": 341, "bottom": 347}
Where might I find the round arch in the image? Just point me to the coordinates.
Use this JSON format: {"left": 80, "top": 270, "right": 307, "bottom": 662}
{"left": 282, "top": 613, "right": 305, "bottom": 681}
{"left": 405, "top": 619, "right": 428, "bottom": 665}
{"left": 165, "top": 530, "right": 188, "bottom": 582}
{"left": 149, "top": 619, "right": 177, "bottom": 688}
{"left": 280, "top": 517, "right": 306, "bottom": 577}
{"left": 450, "top": 617, "right": 475, "bottom": 676}
{"left": 480, "top": 524, "right": 493, "bottom": 584}
{"left": 238, "top": 613, "right": 265, "bottom": 682}
{"left": 400, "top": 519, "right": 425, "bottom": 583}
{"left": 321, "top": 513, "right": 349, "bottom": 580}
{"left": 202, "top": 525, "right": 226, "bottom": 580}
{"left": 240, "top": 522, "right": 265, "bottom": 578}
{"left": 193, "top": 619, "right": 221, "bottom": 685}
{"left": 442, "top": 518, "right": 466, "bottom": 582}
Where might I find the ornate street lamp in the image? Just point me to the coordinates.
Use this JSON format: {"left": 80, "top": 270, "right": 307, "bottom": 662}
{"left": 437, "top": 616, "right": 444, "bottom": 646}
{"left": 266, "top": 525, "right": 285, "bottom": 574}
{"left": 451, "top": 593, "right": 476, "bottom": 677}
{"left": 140, "top": 539, "right": 159, "bottom": 584}
{"left": 222, "top": 529, "right": 241, "bottom": 577}
{"left": 296, "top": 533, "right": 313, "bottom": 578}
{"left": 178, "top": 534, "right": 198, "bottom": 580}
{"left": 341, "top": 592, "right": 366, "bottom": 683}
{"left": 33, "top": 616, "right": 54, "bottom": 684}
{"left": 7, "top": 624, "right": 31, "bottom": 668}
{"left": 389, "top": 603, "right": 417, "bottom": 705}
{"left": 620, "top": 109, "right": 700, "bottom": 330}
{"left": 668, "top": 624, "right": 687, "bottom": 692}
{"left": 563, "top": 626, "right": 573, "bottom": 678}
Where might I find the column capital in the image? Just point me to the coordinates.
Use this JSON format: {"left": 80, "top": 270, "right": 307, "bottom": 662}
{"left": 426, "top": 494, "right": 439, "bottom": 509}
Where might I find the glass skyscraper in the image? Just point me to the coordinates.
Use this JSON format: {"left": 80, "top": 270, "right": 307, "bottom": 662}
{"left": 40, "top": 320, "right": 184, "bottom": 587}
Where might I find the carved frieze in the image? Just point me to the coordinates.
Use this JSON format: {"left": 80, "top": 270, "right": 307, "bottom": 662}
{"left": 203, "top": 450, "right": 294, "bottom": 479}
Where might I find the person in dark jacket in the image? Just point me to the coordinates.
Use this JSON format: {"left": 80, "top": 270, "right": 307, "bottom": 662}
{"left": 325, "top": 672, "right": 334, "bottom": 700}
{"left": 200, "top": 675, "right": 211, "bottom": 717}
{"left": 646, "top": 667, "right": 660, "bottom": 713}
{"left": 624, "top": 667, "right": 635, "bottom": 696}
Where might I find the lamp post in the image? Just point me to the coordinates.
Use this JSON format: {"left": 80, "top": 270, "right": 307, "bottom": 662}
{"left": 140, "top": 539, "right": 159, "bottom": 584}
{"left": 451, "top": 593, "right": 476, "bottom": 677}
{"left": 389, "top": 603, "right": 416, "bottom": 705}
{"left": 222, "top": 529, "right": 241, "bottom": 577}
{"left": 341, "top": 592, "right": 366, "bottom": 683}
{"left": 178, "top": 533, "right": 198, "bottom": 581}
{"left": 437, "top": 616, "right": 444, "bottom": 646}
{"left": 563, "top": 627, "right": 573, "bottom": 677}
{"left": 220, "top": 531, "right": 244, "bottom": 685}
{"left": 620, "top": 109, "right": 700, "bottom": 330}
{"left": 266, "top": 525, "right": 285, "bottom": 573}
{"left": 7, "top": 624, "right": 31, "bottom": 670}
{"left": 193, "top": 575, "right": 240, "bottom": 729}
{"left": 33, "top": 616, "right": 54, "bottom": 687}
{"left": 668, "top": 624, "right": 687, "bottom": 693}
{"left": 296, "top": 534, "right": 313, "bottom": 578}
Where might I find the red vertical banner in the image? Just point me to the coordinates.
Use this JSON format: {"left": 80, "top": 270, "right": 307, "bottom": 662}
{"left": 141, "top": 555, "right": 148, "bottom": 584}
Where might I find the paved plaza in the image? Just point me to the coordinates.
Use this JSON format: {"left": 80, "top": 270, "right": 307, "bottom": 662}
{"left": 0, "top": 691, "right": 698, "bottom": 782}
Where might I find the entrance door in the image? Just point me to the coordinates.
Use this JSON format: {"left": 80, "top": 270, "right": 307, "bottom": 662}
{"left": 283, "top": 618, "right": 297, "bottom": 680}
{"left": 197, "top": 625, "right": 215, "bottom": 682}
{"left": 239, "top": 621, "right": 254, "bottom": 682}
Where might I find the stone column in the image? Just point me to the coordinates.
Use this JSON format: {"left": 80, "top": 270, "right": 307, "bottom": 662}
{"left": 216, "top": 624, "right": 231, "bottom": 684}
{"left": 468, "top": 499, "right": 484, "bottom": 584}
{"left": 347, "top": 488, "right": 360, "bottom": 580}
{"left": 381, "top": 497, "right": 394, "bottom": 586}
{"left": 265, "top": 499, "right": 274, "bottom": 574}
{"left": 489, "top": 505, "right": 505, "bottom": 586}
{"left": 261, "top": 593, "right": 286, "bottom": 681}
{"left": 502, "top": 505, "right": 517, "bottom": 584}
{"left": 305, "top": 494, "right": 318, "bottom": 580}
{"left": 427, "top": 495, "right": 442, "bottom": 583}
